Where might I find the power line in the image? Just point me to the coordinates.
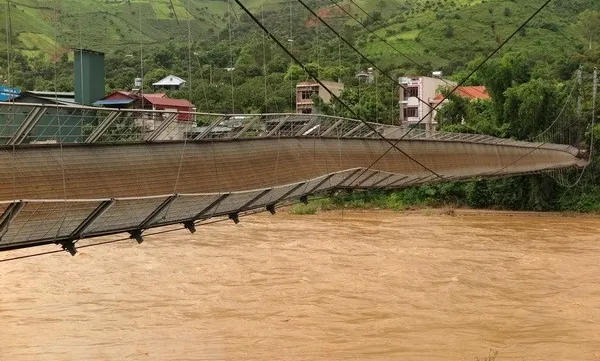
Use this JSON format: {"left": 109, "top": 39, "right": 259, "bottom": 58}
{"left": 230, "top": 0, "right": 442, "bottom": 179}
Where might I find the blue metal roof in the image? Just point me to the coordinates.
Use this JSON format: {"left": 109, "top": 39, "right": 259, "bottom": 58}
{"left": 0, "top": 86, "right": 21, "bottom": 101}
{"left": 93, "top": 98, "right": 136, "bottom": 106}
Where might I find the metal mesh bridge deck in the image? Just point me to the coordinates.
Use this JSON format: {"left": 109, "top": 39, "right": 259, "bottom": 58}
{"left": 0, "top": 103, "right": 587, "bottom": 253}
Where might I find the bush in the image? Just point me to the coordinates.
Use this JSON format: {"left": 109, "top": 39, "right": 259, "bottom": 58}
{"left": 290, "top": 203, "right": 319, "bottom": 215}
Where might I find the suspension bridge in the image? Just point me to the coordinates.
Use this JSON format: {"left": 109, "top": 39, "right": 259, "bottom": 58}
{"left": 0, "top": 0, "right": 594, "bottom": 256}
{"left": 0, "top": 102, "right": 587, "bottom": 254}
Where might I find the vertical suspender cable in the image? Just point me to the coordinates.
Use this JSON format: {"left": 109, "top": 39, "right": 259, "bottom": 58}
{"left": 289, "top": 0, "right": 294, "bottom": 112}
{"left": 6, "top": 0, "right": 15, "bottom": 201}
{"left": 262, "top": 2, "right": 268, "bottom": 112}
{"left": 230, "top": 0, "right": 441, "bottom": 178}
{"left": 173, "top": 0, "right": 193, "bottom": 194}
{"left": 591, "top": 68, "right": 597, "bottom": 161}
{"left": 227, "top": 0, "right": 235, "bottom": 113}
{"left": 54, "top": 1, "right": 68, "bottom": 240}
{"left": 139, "top": 1, "right": 145, "bottom": 108}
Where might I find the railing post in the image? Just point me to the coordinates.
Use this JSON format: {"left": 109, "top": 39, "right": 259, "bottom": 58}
{"left": 0, "top": 201, "right": 26, "bottom": 242}
{"left": 7, "top": 106, "right": 48, "bottom": 145}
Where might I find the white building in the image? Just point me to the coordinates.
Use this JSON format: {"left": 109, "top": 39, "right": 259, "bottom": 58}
{"left": 399, "top": 75, "right": 456, "bottom": 131}
{"left": 152, "top": 75, "right": 187, "bottom": 90}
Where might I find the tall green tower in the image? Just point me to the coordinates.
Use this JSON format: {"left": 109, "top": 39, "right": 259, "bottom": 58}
{"left": 74, "top": 49, "right": 105, "bottom": 105}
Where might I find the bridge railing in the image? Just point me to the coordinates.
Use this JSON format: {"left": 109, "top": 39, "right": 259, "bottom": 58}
{"left": 0, "top": 102, "right": 579, "bottom": 154}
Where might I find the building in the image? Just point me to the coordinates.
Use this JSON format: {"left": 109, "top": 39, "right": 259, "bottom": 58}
{"left": 356, "top": 68, "right": 374, "bottom": 84}
{"left": 94, "top": 90, "right": 195, "bottom": 141}
{"left": 96, "top": 91, "right": 194, "bottom": 120}
{"left": 0, "top": 91, "right": 84, "bottom": 144}
{"left": 152, "top": 75, "right": 186, "bottom": 91}
{"left": 22, "top": 91, "right": 77, "bottom": 105}
{"left": 0, "top": 86, "right": 20, "bottom": 101}
{"left": 0, "top": 49, "right": 104, "bottom": 144}
{"left": 74, "top": 48, "right": 105, "bottom": 106}
{"left": 399, "top": 75, "right": 455, "bottom": 131}
{"left": 296, "top": 80, "right": 344, "bottom": 114}
{"left": 399, "top": 74, "right": 491, "bottom": 131}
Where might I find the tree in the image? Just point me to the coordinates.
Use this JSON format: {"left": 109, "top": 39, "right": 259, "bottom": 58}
{"left": 502, "top": 78, "right": 572, "bottom": 140}
{"left": 577, "top": 10, "right": 600, "bottom": 50}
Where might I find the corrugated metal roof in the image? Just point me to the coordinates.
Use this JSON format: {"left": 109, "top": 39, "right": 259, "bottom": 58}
{"left": 0, "top": 86, "right": 21, "bottom": 101}
{"left": 94, "top": 98, "right": 136, "bottom": 106}
{"left": 152, "top": 75, "right": 186, "bottom": 87}
{"left": 143, "top": 96, "right": 193, "bottom": 108}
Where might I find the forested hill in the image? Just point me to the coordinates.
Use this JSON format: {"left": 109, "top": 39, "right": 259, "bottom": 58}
{"left": 0, "top": 0, "right": 599, "bottom": 111}
{"left": 2, "top": 0, "right": 600, "bottom": 211}
{"left": 2, "top": 0, "right": 599, "bottom": 66}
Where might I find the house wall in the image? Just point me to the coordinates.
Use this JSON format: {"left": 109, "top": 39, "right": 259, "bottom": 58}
{"left": 296, "top": 81, "right": 344, "bottom": 114}
{"left": 401, "top": 76, "right": 455, "bottom": 131}
{"left": 0, "top": 96, "right": 90, "bottom": 144}
{"left": 319, "top": 81, "right": 344, "bottom": 104}
{"left": 74, "top": 50, "right": 105, "bottom": 106}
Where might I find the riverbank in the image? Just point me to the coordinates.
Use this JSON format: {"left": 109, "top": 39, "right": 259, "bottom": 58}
{"left": 288, "top": 194, "right": 600, "bottom": 218}
{"left": 283, "top": 175, "right": 600, "bottom": 214}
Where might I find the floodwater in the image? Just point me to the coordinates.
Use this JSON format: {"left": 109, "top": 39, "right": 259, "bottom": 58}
{"left": 1, "top": 210, "right": 600, "bottom": 361}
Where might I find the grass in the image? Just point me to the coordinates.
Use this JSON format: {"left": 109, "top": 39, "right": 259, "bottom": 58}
{"left": 290, "top": 203, "right": 320, "bottom": 215}
{"left": 17, "top": 33, "right": 57, "bottom": 54}
{"left": 289, "top": 191, "right": 412, "bottom": 215}
{"left": 0, "top": 0, "right": 220, "bottom": 53}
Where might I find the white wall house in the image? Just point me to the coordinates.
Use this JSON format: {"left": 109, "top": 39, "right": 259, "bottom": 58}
{"left": 399, "top": 75, "right": 456, "bottom": 131}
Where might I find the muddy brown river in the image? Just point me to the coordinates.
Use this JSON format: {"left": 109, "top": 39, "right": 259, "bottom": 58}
{"left": 1, "top": 210, "right": 599, "bottom": 360}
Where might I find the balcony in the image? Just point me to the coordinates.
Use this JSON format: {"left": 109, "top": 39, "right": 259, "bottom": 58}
{"left": 406, "top": 97, "right": 420, "bottom": 107}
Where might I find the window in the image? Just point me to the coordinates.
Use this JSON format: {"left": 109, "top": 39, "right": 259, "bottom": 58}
{"left": 404, "top": 107, "right": 418, "bottom": 118}
{"left": 301, "top": 108, "right": 313, "bottom": 114}
{"left": 301, "top": 91, "right": 315, "bottom": 100}
{"left": 404, "top": 87, "right": 419, "bottom": 98}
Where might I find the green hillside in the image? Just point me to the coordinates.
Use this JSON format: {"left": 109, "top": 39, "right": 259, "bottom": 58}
{"left": 1, "top": 0, "right": 599, "bottom": 88}
{"left": 3, "top": 0, "right": 598, "bottom": 69}
{"left": 2, "top": 0, "right": 226, "bottom": 56}
{"left": 1, "top": 0, "right": 600, "bottom": 212}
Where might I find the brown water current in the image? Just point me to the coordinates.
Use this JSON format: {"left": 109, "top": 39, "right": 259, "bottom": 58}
{"left": 1, "top": 210, "right": 600, "bottom": 360}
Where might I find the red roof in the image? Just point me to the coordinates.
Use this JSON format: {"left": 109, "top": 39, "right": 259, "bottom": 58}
{"left": 143, "top": 96, "right": 193, "bottom": 108}
{"left": 144, "top": 93, "right": 167, "bottom": 98}
{"left": 433, "top": 86, "right": 490, "bottom": 101}
{"left": 103, "top": 91, "right": 136, "bottom": 100}
{"left": 456, "top": 86, "right": 490, "bottom": 99}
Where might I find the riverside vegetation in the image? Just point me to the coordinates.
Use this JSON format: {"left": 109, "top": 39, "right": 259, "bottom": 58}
{"left": 1, "top": 0, "right": 600, "bottom": 212}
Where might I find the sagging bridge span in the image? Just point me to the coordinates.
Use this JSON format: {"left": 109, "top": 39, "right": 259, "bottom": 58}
{"left": 0, "top": 102, "right": 587, "bottom": 254}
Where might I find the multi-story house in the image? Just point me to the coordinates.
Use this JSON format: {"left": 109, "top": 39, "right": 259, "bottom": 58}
{"left": 296, "top": 81, "right": 344, "bottom": 114}
{"left": 399, "top": 75, "right": 455, "bottom": 131}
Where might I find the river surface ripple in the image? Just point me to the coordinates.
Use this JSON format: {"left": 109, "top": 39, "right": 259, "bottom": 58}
{"left": 1, "top": 210, "right": 600, "bottom": 360}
